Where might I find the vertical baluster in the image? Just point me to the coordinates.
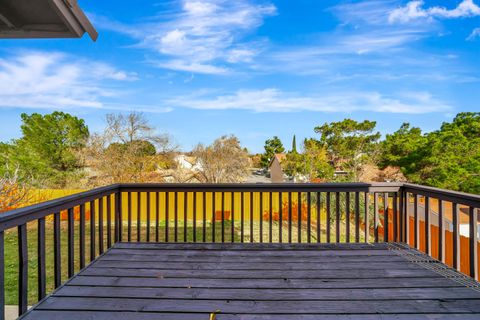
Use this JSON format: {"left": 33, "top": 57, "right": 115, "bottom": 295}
{"left": 260, "top": 192, "right": 264, "bottom": 243}
{"left": 116, "top": 192, "right": 122, "bottom": 242}
{"left": 278, "top": 192, "right": 283, "bottom": 243}
{"left": 231, "top": 192, "right": 235, "bottom": 243}
{"left": 374, "top": 193, "right": 379, "bottom": 242}
{"left": 174, "top": 192, "right": 178, "bottom": 243}
{"left": 326, "top": 192, "right": 331, "bottom": 243}
{"left": 399, "top": 191, "right": 404, "bottom": 243}
{"left": 165, "top": 192, "right": 169, "bottom": 242}
{"left": 355, "top": 192, "right": 360, "bottom": 243}
{"left": 99, "top": 198, "right": 104, "bottom": 254}
{"left": 297, "top": 192, "right": 302, "bottom": 243}
{"left": 364, "top": 193, "right": 370, "bottom": 243}
{"left": 393, "top": 193, "right": 398, "bottom": 242}
{"left": 18, "top": 224, "right": 28, "bottom": 316}
{"left": 53, "top": 212, "right": 61, "bottom": 288}
{"left": 90, "top": 200, "right": 96, "bottom": 262}
{"left": 68, "top": 207, "right": 74, "bottom": 277}
{"left": 469, "top": 206, "right": 478, "bottom": 280}
{"left": 212, "top": 192, "right": 216, "bottom": 243}
{"left": 288, "top": 192, "right": 292, "bottom": 243}
{"left": 0, "top": 230, "right": 4, "bottom": 320}
{"left": 425, "top": 196, "right": 430, "bottom": 255}
{"left": 250, "top": 192, "right": 254, "bottom": 243}
{"left": 194, "top": 192, "right": 197, "bottom": 243}
{"left": 107, "top": 195, "right": 112, "bottom": 248}
{"left": 184, "top": 192, "right": 187, "bottom": 243}
{"left": 127, "top": 192, "right": 132, "bottom": 242}
{"left": 80, "top": 204, "right": 85, "bottom": 269}
{"left": 221, "top": 192, "right": 225, "bottom": 243}
{"left": 383, "top": 193, "right": 389, "bottom": 243}
{"left": 269, "top": 192, "right": 273, "bottom": 243}
{"left": 335, "top": 192, "right": 340, "bottom": 243}
{"left": 38, "top": 217, "right": 46, "bottom": 300}
{"left": 316, "top": 192, "right": 321, "bottom": 243}
{"left": 307, "top": 192, "right": 311, "bottom": 243}
{"left": 414, "top": 194, "right": 419, "bottom": 249}
{"left": 405, "top": 193, "right": 410, "bottom": 246}
{"left": 147, "top": 192, "right": 151, "bottom": 242}
{"left": 346, "top": 192, "right": 350, "bottom": 243}
{"left": 202, "top": 192, "right": 206, "bottom": 243}
{"left": 156, "top": 192, "right": 160, "bottom": 242}
{"left": 453, "top": 202, "right": 460, "bottom": 271}
{"left": 137, "top": 192, "right": 141, "bottom": 242}
{"left": 241, "top": 192, "right": 245, "bottom": 243}
{"left": 438, "top": 200, "right": 444, "bottom": 263}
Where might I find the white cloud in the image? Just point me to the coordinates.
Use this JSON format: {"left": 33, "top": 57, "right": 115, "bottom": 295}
{"left": 168, "top": 88, "right": 451, "bottom": 114}
{"left": 97, "top": 0, "right": 276, "bottom": 74}
{"left": 0, "top": 51, "right": 137, "bottom": 110}
{"left": 467, "top": 27, "right": 480, "bottom": 40}
{"left": 389, "top": 0, "right": 480, "bottom": 23}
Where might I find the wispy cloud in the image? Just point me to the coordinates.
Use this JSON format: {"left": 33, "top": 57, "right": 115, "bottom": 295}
{"left": 0, "top": 51, "right": 141, "bottom": 110}
{"left": 467, "top": 27, "right": 480, "bottom": 40}
{"left": 96, "top": 0, "right": 276, "bottom": 74}
{"left": 389, "top": 0, "right": 480, "bottom": 23}
{"left": 169, "top": 88, "right": 451, "bottom": 114}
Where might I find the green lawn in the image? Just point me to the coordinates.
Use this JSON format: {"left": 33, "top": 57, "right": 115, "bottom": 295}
{"left": 4, "top": 219, "right": 365, "bottom": 305}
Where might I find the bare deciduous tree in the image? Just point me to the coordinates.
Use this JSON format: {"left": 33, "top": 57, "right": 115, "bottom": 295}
{"left": 193, "top": 135, "right": 250, "bottom": 183}
{"left": 0, "top": 167, "right": 31, "bottom": 213}
{"left": 85, "top": 112, "right": 177, "bottom": 185}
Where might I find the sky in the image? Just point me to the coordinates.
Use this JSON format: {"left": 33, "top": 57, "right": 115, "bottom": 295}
{"left": 0, "top": 0, "right": 479, "bottom": 153}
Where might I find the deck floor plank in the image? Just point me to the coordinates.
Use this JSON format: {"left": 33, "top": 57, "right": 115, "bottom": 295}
{"left": 21, "top": 243, "right": 480, "bottom": 320}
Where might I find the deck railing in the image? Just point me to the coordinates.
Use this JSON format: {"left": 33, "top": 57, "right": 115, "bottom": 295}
{"left": 0, "top": 182, "right": 479, "bottom": 319}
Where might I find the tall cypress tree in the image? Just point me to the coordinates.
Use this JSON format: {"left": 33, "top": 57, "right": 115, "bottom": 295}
{"left": 291, "top": 135, "right": 297, "bottom": 153}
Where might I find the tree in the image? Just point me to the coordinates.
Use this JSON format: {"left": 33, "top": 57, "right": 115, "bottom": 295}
{"left": 314, "top": 119, "right": 380, "bottom": 182}
{"left": 0, "top": 167, "right": 31, "bottom": 213}
{"left": 0, "top": 112, "right": 89, "bottom": 187}
{"left": 291, "top": 135, "right": 297, "bottom": 153}
{"left": 193, "top": 135, "right": 250, "bottom": 183}
{"left": 380, "top": 113, "right": 480, "bottom": 193}
{"left": 260, "top": 136, "right": 285, "bottom": 169}
{"left": 283, "top": 138, "right": 333, "bottom": 181}
{"left": 86, "top": 112, "right": 176, "bottom": 184}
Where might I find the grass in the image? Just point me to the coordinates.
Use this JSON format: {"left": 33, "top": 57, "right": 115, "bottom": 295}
{"left": 4, "top": 218, "right": 367, "bottom": 306}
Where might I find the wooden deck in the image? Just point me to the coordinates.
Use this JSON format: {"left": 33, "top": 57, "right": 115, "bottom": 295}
{"left": 21, "top": 243, "right": 480, "bottom": 320}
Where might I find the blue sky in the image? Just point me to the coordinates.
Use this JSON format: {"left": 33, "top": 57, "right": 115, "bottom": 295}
{"left": 0, "top": 0, "right": 479, "bottom": 153}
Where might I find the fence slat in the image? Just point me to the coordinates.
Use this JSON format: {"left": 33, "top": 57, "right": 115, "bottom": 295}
{"left": 38, "top": 217, "right": 46, "bottom": 300}
{"left": 18, "top": 224, "right": 28, "bottom": 316}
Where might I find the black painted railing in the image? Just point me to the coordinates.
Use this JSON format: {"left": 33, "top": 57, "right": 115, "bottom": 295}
{"left": 0, "top": 182, "right": 479, "bottom": 319}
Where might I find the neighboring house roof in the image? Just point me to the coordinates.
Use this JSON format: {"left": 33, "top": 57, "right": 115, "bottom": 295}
{"left": 0, "top": 0, "right": 97, "bottom": 40}
{"left": 268, "top": 153, "right": 286, "bottom": 168}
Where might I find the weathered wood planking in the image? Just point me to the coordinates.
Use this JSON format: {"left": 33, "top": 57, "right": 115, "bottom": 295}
{"left": 21, "top": 243, "right": 480, "bottom": 320}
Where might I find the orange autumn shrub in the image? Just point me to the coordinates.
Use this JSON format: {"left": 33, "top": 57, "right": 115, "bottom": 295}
{"left": 263, "top": 201, "right": 310, "bottom": 222}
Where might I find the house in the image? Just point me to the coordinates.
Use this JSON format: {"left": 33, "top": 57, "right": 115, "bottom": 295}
{"left": 268, "top": 153, "right": 286, "bottom": 183}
